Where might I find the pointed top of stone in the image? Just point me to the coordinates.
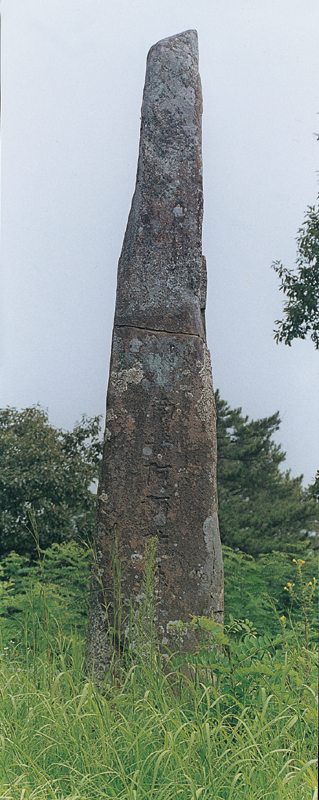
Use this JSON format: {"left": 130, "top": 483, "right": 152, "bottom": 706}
{"left": 114, "top": 29, "right": 205, "bottom": 337}
{"left": 147, "top": 29, "right": 199, "bottom": 58}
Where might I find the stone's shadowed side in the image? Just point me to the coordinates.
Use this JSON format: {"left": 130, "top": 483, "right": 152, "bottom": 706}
{"left": 87, "top": 30, "right": 224, "bottom": 679}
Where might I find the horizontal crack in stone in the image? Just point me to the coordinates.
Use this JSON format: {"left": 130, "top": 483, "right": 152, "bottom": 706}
{"left": 114, "top": 323, "right": 204, "bottom": 340}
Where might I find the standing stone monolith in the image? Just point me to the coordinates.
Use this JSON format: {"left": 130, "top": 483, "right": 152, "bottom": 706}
{"left": 87, "top": 30, "right": 223, "bottom": 678}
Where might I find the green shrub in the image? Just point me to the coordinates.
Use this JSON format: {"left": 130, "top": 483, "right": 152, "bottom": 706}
{"left": 223, "top": 546, "right": 318, "bottom": 638}
{"left": 0, "top": 540, "right": 91, "bottom": 651}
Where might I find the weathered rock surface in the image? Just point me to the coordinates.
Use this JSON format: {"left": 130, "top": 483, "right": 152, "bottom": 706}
{"left": 87, "top": 30, "right": 223, "bottom": 678}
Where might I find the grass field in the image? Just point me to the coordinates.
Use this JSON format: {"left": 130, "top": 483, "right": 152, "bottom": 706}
{"left": 0, "top": 543, "right": 317, "bottom": 799}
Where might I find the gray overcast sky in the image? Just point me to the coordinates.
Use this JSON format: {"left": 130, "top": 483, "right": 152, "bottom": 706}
{"left": 1, "top": 0, "right": 318, "bottom": 485}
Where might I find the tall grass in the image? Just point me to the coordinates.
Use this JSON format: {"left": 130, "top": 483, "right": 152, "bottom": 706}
{"left": 0, "top": 542, "right": 317, "bottom": 799}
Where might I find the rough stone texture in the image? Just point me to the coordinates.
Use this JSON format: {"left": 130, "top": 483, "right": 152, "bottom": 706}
{"left": 86, "top": 30, "right": 224, "bottom": 678}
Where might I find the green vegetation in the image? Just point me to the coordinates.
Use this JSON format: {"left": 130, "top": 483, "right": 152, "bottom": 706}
{"left": 216, "top": 392, "right": 317, "bottom": 556}
{"left": 272, "top": 186, "right": 319, "bottom": 349}
{"left": 0, "top": 407, "right": 102, "bottom": 559}
{"left": 0, "top": 540, "right": 317, "bottom": 798}
{"left": 0, "top": 403, "right": 317, "bottom": 796}
{"left": 1, "top": 398, "right": 317, "bottom": 565}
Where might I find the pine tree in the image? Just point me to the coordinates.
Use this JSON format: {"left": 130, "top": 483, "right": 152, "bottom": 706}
{"left": 216, "top": 391, "right": 317, "bottom": 556}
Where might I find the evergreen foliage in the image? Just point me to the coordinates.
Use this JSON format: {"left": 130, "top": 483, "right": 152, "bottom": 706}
{"left": 215, "top": 391, "right": 317, "bottom": 556}
{"left": 0, "top": 406, "right": 102, "bottom": 559}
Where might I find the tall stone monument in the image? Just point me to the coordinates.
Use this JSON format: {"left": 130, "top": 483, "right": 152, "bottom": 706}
{"left": 87, "top": 30, "right": 223, "bottom": 677}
